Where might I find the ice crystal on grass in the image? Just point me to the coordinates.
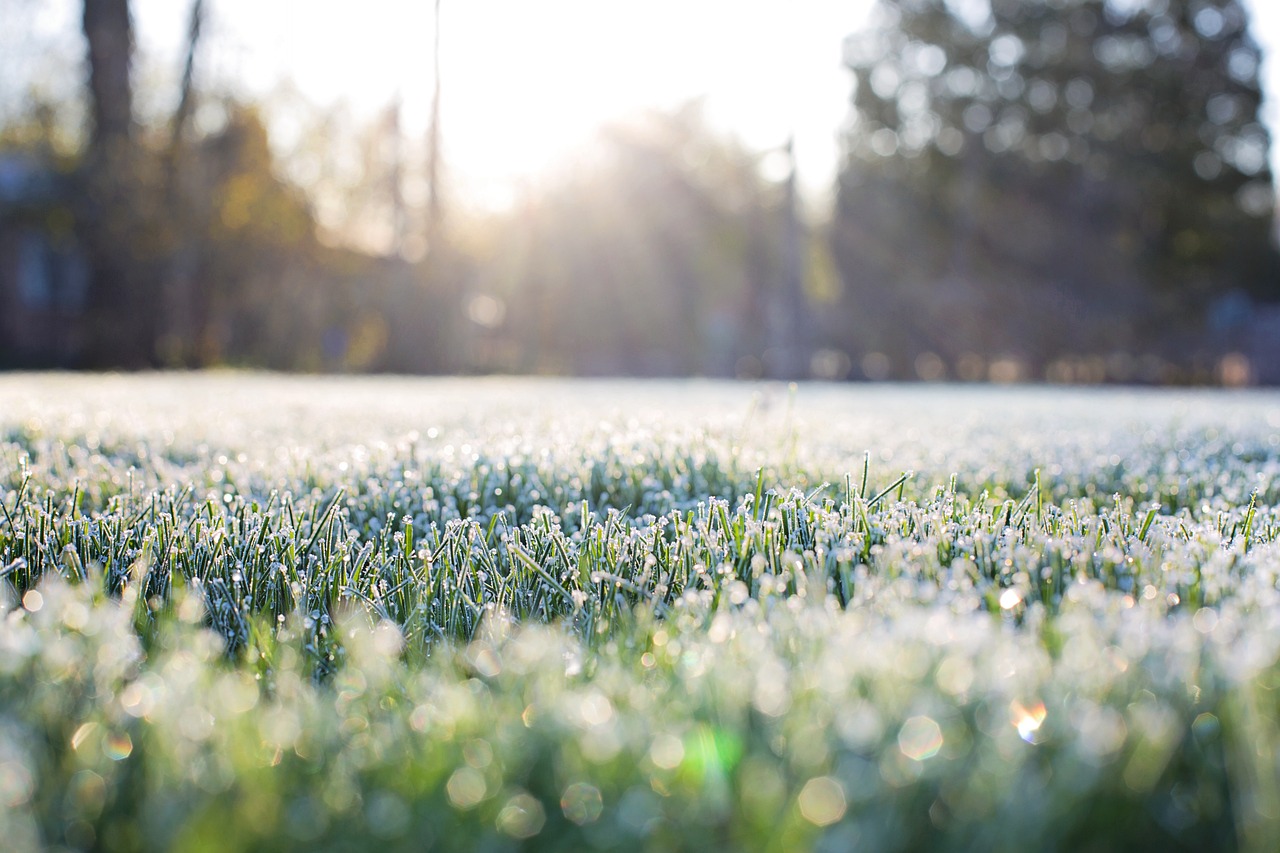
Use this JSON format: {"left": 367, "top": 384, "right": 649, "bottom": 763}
{"left": 1, "top": 374, "right": 1279, "bottom": 850}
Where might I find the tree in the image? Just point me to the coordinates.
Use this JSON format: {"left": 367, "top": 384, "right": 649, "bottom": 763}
{"left": 157, "top": 0, "right": 205, "bottom": 365}
{"left": 83, "top": 0, "right": 133, "bottom": 150}
{"left": 465, "top": 104, "right": 797, "bottom": 377}
{"left": 79, "top": 0, "right": 162, "bottom": 367}
{"left": 831, "top": 0, "right": 1279, "bottom": 380}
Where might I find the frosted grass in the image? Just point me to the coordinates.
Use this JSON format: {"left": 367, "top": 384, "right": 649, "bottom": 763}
{"left": 1, "top": 374, "right": 1279, "bottom": 850}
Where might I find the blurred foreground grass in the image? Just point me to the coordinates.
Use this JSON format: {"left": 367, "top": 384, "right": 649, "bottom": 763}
{"left": 1, "top": 373, "right": 1279, "bottom": 851}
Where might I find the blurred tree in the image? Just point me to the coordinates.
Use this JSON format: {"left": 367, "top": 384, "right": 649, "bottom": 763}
{"left": 426, "top": 0, "right": 444, "bottom": 254}
{"left": 465, "top": 104, "right": 797, "bottom": 377}
{"left": 171, "top": 101, "right": 463, "bottom": 374}
{"left": 83, "top": 0, "right": 132, "bottom": 153}
{"left": 832, "top": 0, "right": 1280, "bottom": 380}
{"left": 189, "top": 105, "right": 317, "bottom": 364}
{"left": 157, "top": 0, "right": 205, "bottom": 366}
{"left": 79, "top": 0, "right": 161, "bottom": 367}
{"left": 0, "top": 1, "right": 468, "bottom": 373}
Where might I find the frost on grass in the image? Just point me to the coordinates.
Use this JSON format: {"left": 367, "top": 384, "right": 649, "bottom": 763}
{"left": 1, "top": 374, "right": 1279, "bottom": 851}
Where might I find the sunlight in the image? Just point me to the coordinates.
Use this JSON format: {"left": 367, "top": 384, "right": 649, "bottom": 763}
{"left": 186, "top": 0, "right": 867, "bottom": 207}
{"left": 109, "top": 0, "right": 1277, "bottom": 212}
{"left": 1010, "top": 699, "right": 1047, "bottom": 743}
{"left": 7, "top": 0, "right": 1280, "bottom": 209}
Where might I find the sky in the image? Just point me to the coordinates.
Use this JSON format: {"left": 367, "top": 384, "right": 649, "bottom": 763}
{"left": 183, "top": 0, "right": 868, "bottom": 208}
{"left": 188, "top": 0, "right": 1280, "bottom": 210}
{"left": 7, "top": 0, "right": 1280, "bottom": 210}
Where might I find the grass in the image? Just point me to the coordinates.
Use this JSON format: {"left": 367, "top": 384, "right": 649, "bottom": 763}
{"left": 1, "top": 373, "right": 1279, "bottom": 851}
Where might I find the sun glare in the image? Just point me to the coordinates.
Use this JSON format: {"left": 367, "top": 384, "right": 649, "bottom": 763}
{"left": 185, "top": 0, "right": 867, "bottom": 209}
{"left": 12, "top": 0, "right": 1280, "bottom": 209}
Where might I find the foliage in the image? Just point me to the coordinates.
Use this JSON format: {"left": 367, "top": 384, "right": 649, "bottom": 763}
{"left": 466, "top": 104, "right": 797, "bottom": 377}
{"left": 2, "top": 82, "right": 799, "bottom": 376}
{"left": 831, "top": 0, "right": 1280, "bottom": 380}
{"left": 2, "top": 375, "right": 1280, "bottom": 849}
{"left": 11, "top": 0, "right": 1280, "bottom": 380}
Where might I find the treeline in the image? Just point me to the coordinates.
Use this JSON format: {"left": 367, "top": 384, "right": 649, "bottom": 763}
{"left": 0, "top": 0, "right": 1277, "bottom": 381}
{"left": 827, "top": 0, "right": 1280, "bottom": 382}
{"left": 2, "top": 93, "right": 811, "bottom": 376}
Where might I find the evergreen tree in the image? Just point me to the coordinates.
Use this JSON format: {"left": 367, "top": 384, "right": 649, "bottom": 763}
{"left": 831, "top": 0, "right": 1279, "bottom": 379}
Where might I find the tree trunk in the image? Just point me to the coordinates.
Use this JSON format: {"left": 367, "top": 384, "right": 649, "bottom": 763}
{"left": 84, "top": 0, "right": 133, "bottom": 149}
{"left": 80, "top": 0, "right": 155, "bottom": 368}
{"left": 426, "top": 0, "right": 444, "bottom": 253}
{"left": 159, "top": 0, "right": 205, "bottom": 366}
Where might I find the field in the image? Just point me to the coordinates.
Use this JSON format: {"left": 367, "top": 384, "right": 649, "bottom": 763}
{"left": 2, "top": 373, "right": 1279, "bottom": 851}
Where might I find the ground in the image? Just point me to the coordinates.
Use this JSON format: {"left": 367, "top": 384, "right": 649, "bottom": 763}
{"left": 0, "top": 374, "right": 1277, "bottom": 851}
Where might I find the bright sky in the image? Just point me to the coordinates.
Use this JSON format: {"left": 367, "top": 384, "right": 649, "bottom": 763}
{"left": 180, "top": 0, "right": 868, "bottom": 209}
{"left": 8, "top": 0, "right": 1280, "bottom": 210}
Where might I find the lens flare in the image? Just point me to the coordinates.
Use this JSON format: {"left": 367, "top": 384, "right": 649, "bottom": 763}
{"left": 1010, "top": 700, "right": 1047, "bottom": 743}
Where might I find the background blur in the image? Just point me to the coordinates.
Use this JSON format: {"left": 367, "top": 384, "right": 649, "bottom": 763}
{"left": 1, "top": 0, "right": 1278, "bottom": 383}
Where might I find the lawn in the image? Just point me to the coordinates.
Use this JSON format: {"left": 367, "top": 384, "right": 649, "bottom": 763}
{"left": 1, "top": 373, "right": 1278, "bottom": 851}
